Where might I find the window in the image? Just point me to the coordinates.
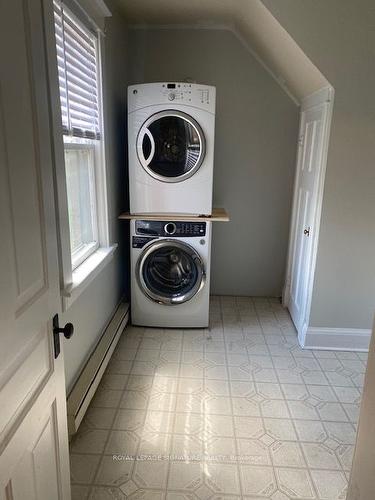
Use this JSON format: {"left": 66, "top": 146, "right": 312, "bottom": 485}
{"left": 53, "top": 1, "right": 105, "bottom": 270}
{"left": 64, "top": 138, "right": 98, "bottom": 268}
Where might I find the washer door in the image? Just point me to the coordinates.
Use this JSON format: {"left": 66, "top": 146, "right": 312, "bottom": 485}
{"left": 137, "top": 240, "right": 206, "bottom": 305}
{"left": 136, "top": 110, "right": 206, "bottom": 183}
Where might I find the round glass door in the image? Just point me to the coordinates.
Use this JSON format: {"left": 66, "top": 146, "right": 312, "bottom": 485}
{"left": 136, "top": 110, "right": 206, "bottom": 182}
{"left": 137, "top": 240, "right": 206, "bottom": 305}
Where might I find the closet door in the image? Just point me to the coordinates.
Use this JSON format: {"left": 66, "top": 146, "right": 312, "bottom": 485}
{"left": 287, "top": 97, "right": 331, "bottom": 344}
{"left": 0, "top": 0, "right": 70, "bottom": 498}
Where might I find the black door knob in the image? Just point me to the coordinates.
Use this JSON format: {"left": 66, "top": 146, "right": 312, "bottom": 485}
{"left": 52, "top": 314, "right": 74, "bottom": 358}
{"left": 55, "top": 322, "right": 74, "bottom": 339}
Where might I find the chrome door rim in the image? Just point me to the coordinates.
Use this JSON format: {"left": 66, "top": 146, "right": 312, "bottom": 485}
{"left": 136, "top": 110, "right": 206, "bottom": 183}
{"left": 136, "top": 239, "right": 206, "bottom": 305}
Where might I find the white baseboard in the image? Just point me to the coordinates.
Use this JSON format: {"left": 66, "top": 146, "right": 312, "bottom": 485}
{"left": 67, "top": 301, "right": 129, "bottom": 436}
{"left": 303, "top": 326, "right": 371, "bottom": 352}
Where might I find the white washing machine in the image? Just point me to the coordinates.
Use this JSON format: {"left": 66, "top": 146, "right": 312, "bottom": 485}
{"left": 130, "top": 219, "right": 211, "bottom": 327}
{"left": 128, "top": 82, "right": 216, "bottom": 215}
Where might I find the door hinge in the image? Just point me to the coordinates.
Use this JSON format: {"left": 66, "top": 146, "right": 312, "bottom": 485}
{"left": 298, "top": 135, "right": 304, "bottom": 147}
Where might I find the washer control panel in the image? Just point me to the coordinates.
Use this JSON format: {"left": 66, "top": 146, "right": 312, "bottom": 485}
{"left": 135, "top": 220, "right": 206, "bottom": 237}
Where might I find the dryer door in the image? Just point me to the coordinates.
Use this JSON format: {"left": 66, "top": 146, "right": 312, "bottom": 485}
{"left": 137, "top": 240, "right": 206, "bottom": 305}
{"left": 137, "top": 110, "right": 206, "bottom": 182}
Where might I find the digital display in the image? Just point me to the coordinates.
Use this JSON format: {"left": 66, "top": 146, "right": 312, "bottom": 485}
{"left": 135, "top": 220, "right": 206, "bottom": 237}
{"left": 167, "top": 83, "right": 176, "bottom": 89}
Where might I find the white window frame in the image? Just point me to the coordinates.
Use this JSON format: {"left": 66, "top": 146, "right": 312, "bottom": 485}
{"left": 63, "top": 138, "right": 100, "bottom": 270}
{"left": 44, "top": 0, "right": 116, "bottom": 311}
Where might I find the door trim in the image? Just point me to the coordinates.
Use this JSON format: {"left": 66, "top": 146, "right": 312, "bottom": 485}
{"left": 283, "top": 86, "right": 335, "bottom": 346}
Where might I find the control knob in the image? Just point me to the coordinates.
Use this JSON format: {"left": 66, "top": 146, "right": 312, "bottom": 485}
{"left": 164, "top": 222, "right": 177, "bottom": 235}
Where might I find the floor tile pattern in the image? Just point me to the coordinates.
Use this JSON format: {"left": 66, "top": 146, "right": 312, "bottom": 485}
{"left": 70, "top": 296, "right": 366, "bottom": 499}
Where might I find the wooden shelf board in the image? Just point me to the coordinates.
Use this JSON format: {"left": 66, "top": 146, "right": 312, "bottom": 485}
{"left": 118, "top": 207, "right": 229, "bottom": 222}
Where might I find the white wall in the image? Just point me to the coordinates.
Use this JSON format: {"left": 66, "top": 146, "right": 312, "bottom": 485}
{"left": 128, "top": 28, "right": 299, "bottom": 296}
{"left": 62, "top": 3, "right": 129, "bottom": 392}
{"left": 262, "top": 0, "right": 375, "bottom": 330}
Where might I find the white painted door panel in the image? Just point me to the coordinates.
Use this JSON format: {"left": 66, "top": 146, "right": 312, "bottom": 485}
{"left": 0, "top": 0, "right": 70, "bottom": 498}
{"left": 2, "top": 387, "right": 61, "bottom": 500}
{"left": 288, "top": 103, "right": 328, "bottom": 341}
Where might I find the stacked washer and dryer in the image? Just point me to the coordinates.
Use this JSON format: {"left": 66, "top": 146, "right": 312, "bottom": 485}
{"left": 127, "top": 83, "right": 216, "bottom": 328}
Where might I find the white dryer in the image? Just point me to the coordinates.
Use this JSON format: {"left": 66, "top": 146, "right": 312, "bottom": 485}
{"left": 130, "top": 219, "right": 211, "bottom": 328}
{"left": 128, "top": 82, "right": 216, "bottom": 215}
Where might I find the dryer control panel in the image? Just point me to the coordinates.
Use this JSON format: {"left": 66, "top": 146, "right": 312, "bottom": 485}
{"left": 135, "top": 220, "right": 206, "bottom": 237}
{"left": 128, "top": 83, "right": 216, "bottom": 114}
{"left": 161, "top": 83, "right": 210, "bottom": 105}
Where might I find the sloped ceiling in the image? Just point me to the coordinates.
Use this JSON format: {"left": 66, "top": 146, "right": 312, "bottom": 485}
{"left": 113, "top": 0, "right": 329, "bottom": 102}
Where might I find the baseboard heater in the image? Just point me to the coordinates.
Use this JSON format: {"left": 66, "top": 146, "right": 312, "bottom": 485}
{"left": 67, "top": 301, "right": 129, "bottom": 436}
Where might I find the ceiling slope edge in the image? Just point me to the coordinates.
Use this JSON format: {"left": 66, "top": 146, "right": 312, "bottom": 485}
{"left": 129, "top": 21, "right": 302, "bottom": 104}
{"left": 237, "top": 0, "right": 329, "bottom": 102}
{"left": 121, "top": 0, "right": 331, "bottom": 103}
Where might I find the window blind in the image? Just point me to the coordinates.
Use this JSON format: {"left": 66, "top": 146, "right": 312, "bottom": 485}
{"left": 54, "top": 1, "right": 101, "bottom": 140}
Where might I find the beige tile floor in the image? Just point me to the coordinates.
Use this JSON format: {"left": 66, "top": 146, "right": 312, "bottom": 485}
{"left": 70, "top": 296, "right": 367, "bottom": 500}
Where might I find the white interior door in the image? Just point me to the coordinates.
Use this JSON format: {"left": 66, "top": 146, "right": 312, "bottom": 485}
{"left": 0, "top": 1, "right": 71, "bottom": 498}
{"left": 285, "top": 89, "right": 333, "bottom": 345}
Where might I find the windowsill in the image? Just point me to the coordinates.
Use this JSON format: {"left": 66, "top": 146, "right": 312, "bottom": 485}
{"left": 62, "top": 244, "right": 118, "bottom": 311}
